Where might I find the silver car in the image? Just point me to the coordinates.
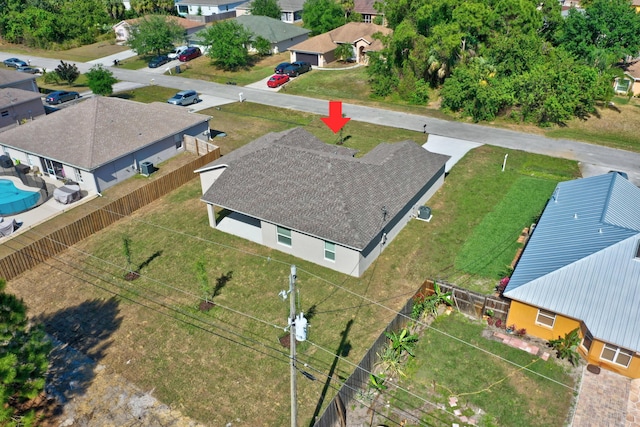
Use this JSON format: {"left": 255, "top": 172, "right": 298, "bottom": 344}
{"left": 167, "top": 90, "right": 199, "bottom": 106}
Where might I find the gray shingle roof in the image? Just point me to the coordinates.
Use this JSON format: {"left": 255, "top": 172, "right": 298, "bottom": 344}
{"left": 199, "top": 128, "right": 449, "bottom": 250}
{"left": 0, "top": 68, "right": 36, "bottom": 88}
{"left": 235, "top": 15, "right": 310, "bottom": 43}
{"left": 0, "top": 87, "right": 43, "bottom": 108}
{"left": 504, "top": 173, "right": 640, "bottom": 351}
{"left": 0, "top": 97, "right": 210, "bottom": 170}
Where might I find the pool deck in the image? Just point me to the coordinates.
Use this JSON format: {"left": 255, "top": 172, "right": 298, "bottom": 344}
{"left": 1, "top": 175, "right": 98, "bottom": 241}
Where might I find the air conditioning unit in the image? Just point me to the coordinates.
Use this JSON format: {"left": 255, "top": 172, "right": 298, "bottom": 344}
{"left": 140, "top": 161, "right": 154, "bottom": 176}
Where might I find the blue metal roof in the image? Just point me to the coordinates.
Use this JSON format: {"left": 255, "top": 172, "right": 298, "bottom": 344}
{"left": 505, "top": 173, "right": 640, "bottom": 351}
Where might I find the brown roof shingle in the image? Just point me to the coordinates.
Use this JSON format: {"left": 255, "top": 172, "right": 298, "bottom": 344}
{"left": 200, "top": 128, "right": 449, "bottom": 249}
{"left": 288, "top": 22, "right": 391, "bottom": 54}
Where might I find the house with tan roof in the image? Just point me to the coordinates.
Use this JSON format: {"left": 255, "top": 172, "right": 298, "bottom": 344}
{"left": 0, "top": 97, "right": 210, "bottom": 193}
{"left": 195, "top": 127, "right": 449, "bottom": 276}
{"left": 113, "top": 15, "right": 206, "bottom": 43}
{"left": 353, "top": 0, "right": 384, "bottom": 24}
{"left": 614, "top": 59, "right": 640, "bottom": 95}
{"left": 288, "top": 22, "right": 391, "bottom": 67}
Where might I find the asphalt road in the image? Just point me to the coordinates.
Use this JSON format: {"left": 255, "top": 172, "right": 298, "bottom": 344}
{"left": 4, "top": 52, "right": 640, "bottom": 184}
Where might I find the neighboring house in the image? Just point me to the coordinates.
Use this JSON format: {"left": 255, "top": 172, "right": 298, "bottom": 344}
{"left": 175, "top": 0, "right": 244, "bottom": 22}
{"left": 614, "top": 60, "right": 640, "bottom": 96}
{"left": 236, "top": 0, "right": 304, "bottom": 23}
{"left": 195, "top": 127, "right": 449, "bottom": 277}
{"left": 112, "top": 16, "right": 206, "bottom": 43}
{"left": 288, "top": 22, "right": 391, "bottom": 67}
{"left": 0, "top": 88, "right": 46, "bottom": 131}
{"left": 353, "top": 0, "right": 384, "bottom": 24}
{"left": 0, "top": 97, "right": 210, "bottom": 194}
{"left": 234, "top": 15, "right": 310, "bottom": 54}
{"left": 0, "top": 68, "right": 39, "bottom": 93}
{"left": 504, "top": 172, "right": 640, "bottom": 378}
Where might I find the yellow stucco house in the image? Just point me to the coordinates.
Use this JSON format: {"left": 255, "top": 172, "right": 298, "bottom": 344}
{"left": 504, "top": 172, "right": 640, "bottom": 378}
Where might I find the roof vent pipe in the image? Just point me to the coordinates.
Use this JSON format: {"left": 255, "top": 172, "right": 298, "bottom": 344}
{"left": 599, "top": 228, "right": 603, "bottom": 234}
{"left": 574, "top": 213, "right": 578, "bottom": 219}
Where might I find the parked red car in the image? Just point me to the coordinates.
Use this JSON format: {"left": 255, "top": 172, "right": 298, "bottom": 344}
{"left": 267, "top": 74, "right": 289, "bottom": 88}
{"left": 178, "top": 47, "right": 201, "bottom": 62}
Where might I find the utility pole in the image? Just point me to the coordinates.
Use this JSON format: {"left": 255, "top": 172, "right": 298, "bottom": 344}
{"left": 289, "top": 265, "right": 297, "bottom": 427}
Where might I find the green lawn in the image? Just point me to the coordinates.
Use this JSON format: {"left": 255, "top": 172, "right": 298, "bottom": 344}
{"left": 387, "top": 314, "right": 576, "bottom": 427}
{"left": 6, "top": 96, "right": 581, "bottom": 425}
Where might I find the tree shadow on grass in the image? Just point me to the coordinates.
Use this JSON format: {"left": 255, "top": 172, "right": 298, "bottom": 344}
{"left": 35, "top": 297, "right": 123, "bottom": 406}
{"left": 137, "top": 250, "right": 162, "bottom": 272}
{"left": 309, "top": 319, "right": 353, "bottom": 426}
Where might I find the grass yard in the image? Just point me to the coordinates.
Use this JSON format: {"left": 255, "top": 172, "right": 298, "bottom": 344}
{"left": 169, "top": 52, "right": 291, "bottom": 85}
{"left": 0, "top": 40, "right": 129, "bottom": 62}
{"left": 4, "top": 100, "right": 580, "bottom": 426}
{"left": 386, "top": 313, "right": 577, "bottom": 427}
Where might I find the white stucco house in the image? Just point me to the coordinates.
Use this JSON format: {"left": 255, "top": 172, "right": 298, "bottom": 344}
{"left": 0, "top": 97, "right": 210, "bottom": 193}
{"left": 175, "top": 0, "right": 245, "bottom": 22}
{"left": 112, "top": 16, "right": 206, "bottom": 44}
{"left": 195, "top": 127, "right": 449, "bottom": 277}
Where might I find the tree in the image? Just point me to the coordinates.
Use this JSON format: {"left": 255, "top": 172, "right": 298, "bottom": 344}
{"left": 126, "top": 15, "right": 185, "bottom": 56}
{"left": 201, "top": 20, "right": 252, "bottom": 70}
{"left": 253, "top": 36, "right": 272, "bottom": 56}
{"left": 86, "top": 64, "right": 118, "bottom": 96}
{"left": 334, "top": 43, "right": 354, "bottom": 61}
{"left": 559, "top": 0, "right": 640, "bottom": 69}
{"left": 0, "top": 278, "right": 52, "bottom": 425}
{"left": 250, "top": 0, "right": 281, "bottom": 19}
{"left": 104, "top": 0, "right": 126, "bottom": 20}
{"left": 302, "top": 0, "right": 345, "bottom": 35}
{"left": 55, "top": 60, "right": 80, "bottom": 85}
{"left": 129, "top": 0, "right": 175, "bottom": 14}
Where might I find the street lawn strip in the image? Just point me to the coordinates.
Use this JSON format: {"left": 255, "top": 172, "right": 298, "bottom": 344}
{"left": 389, "top": 313, "right": 576, "bottom": 427}
{"left": 37, "top": 74, "right": 91, "bottom": 94}
{"left": 454, "top": 176, "right": 559, "bottom": 279}
{"left": 174, "top": 52, "right": 291, "bottom": 86}
{"left": 0, "top": 40, "right": 128, "bottom": 62}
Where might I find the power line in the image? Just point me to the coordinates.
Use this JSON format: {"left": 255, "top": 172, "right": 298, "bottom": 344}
{"left": 6, "top": 204, "right": 576, "bottom": 392}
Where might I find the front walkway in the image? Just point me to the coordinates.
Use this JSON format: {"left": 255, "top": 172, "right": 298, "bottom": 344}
{"left": 572, "top": 367, "right": 631, "bottom": 427}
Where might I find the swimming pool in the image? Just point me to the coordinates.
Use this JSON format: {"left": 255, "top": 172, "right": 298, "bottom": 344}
{"left": 0, "top": 179, "right": 41, "bottom": 215}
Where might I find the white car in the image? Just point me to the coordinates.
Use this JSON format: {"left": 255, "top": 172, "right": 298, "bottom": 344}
{"left": 168, "top": 46, "right": 189, "bottom": 60}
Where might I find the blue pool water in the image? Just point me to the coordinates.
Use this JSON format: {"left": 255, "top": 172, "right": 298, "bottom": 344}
{"left": 0, "top": 179, "right": 40, "bottom": 215}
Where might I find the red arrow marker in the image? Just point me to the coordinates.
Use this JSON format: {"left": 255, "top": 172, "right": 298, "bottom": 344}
{"left": 321, "top": 101, "right": 350, "bottom": 133}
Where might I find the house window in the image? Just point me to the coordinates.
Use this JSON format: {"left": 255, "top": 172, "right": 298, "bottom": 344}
{"left": 535, "top": 309, "right": 556, "bottom": 328}
{"left": 581, "top": 330, "right": 593, "bottom": 352}
{"left": 174, "top": 134, "right": 183, "bottom": 149}
{"left": 178, "top": 5, "right": 188, "bottom": 13}
{"left": 615, "top": 78, "right": 631, "bottom": 93}
{"left": 601, "top": 344, "right": 633, "bottom": 367}
{"left": 363, "top": 14, "right": 372, "bottom": 23}
{"left": 324, "top": 241, "right": 335, "bottom": 261}
{"left": 0, "top": 110, "right": 9, "bottom": 117}
{"left": 277, "top": 226, "right": 291, "bottom": 246}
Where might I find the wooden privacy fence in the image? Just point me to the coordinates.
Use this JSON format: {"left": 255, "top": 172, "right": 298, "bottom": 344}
{"left": 428, "top": 280, "right": 510, "bottom": 323}
{"left": 0, "top": 148, "right": 220, "bottom": 281}
{"left": 314, "top": 279, "right": 510, "bottom": 426}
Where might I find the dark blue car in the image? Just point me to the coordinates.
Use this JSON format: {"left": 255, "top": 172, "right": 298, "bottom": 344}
{"left": 45, "top": 90, "right": 80, "bottom": 105}
{"left": 148, "top": 55, "right": 170, "bottom": 68}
